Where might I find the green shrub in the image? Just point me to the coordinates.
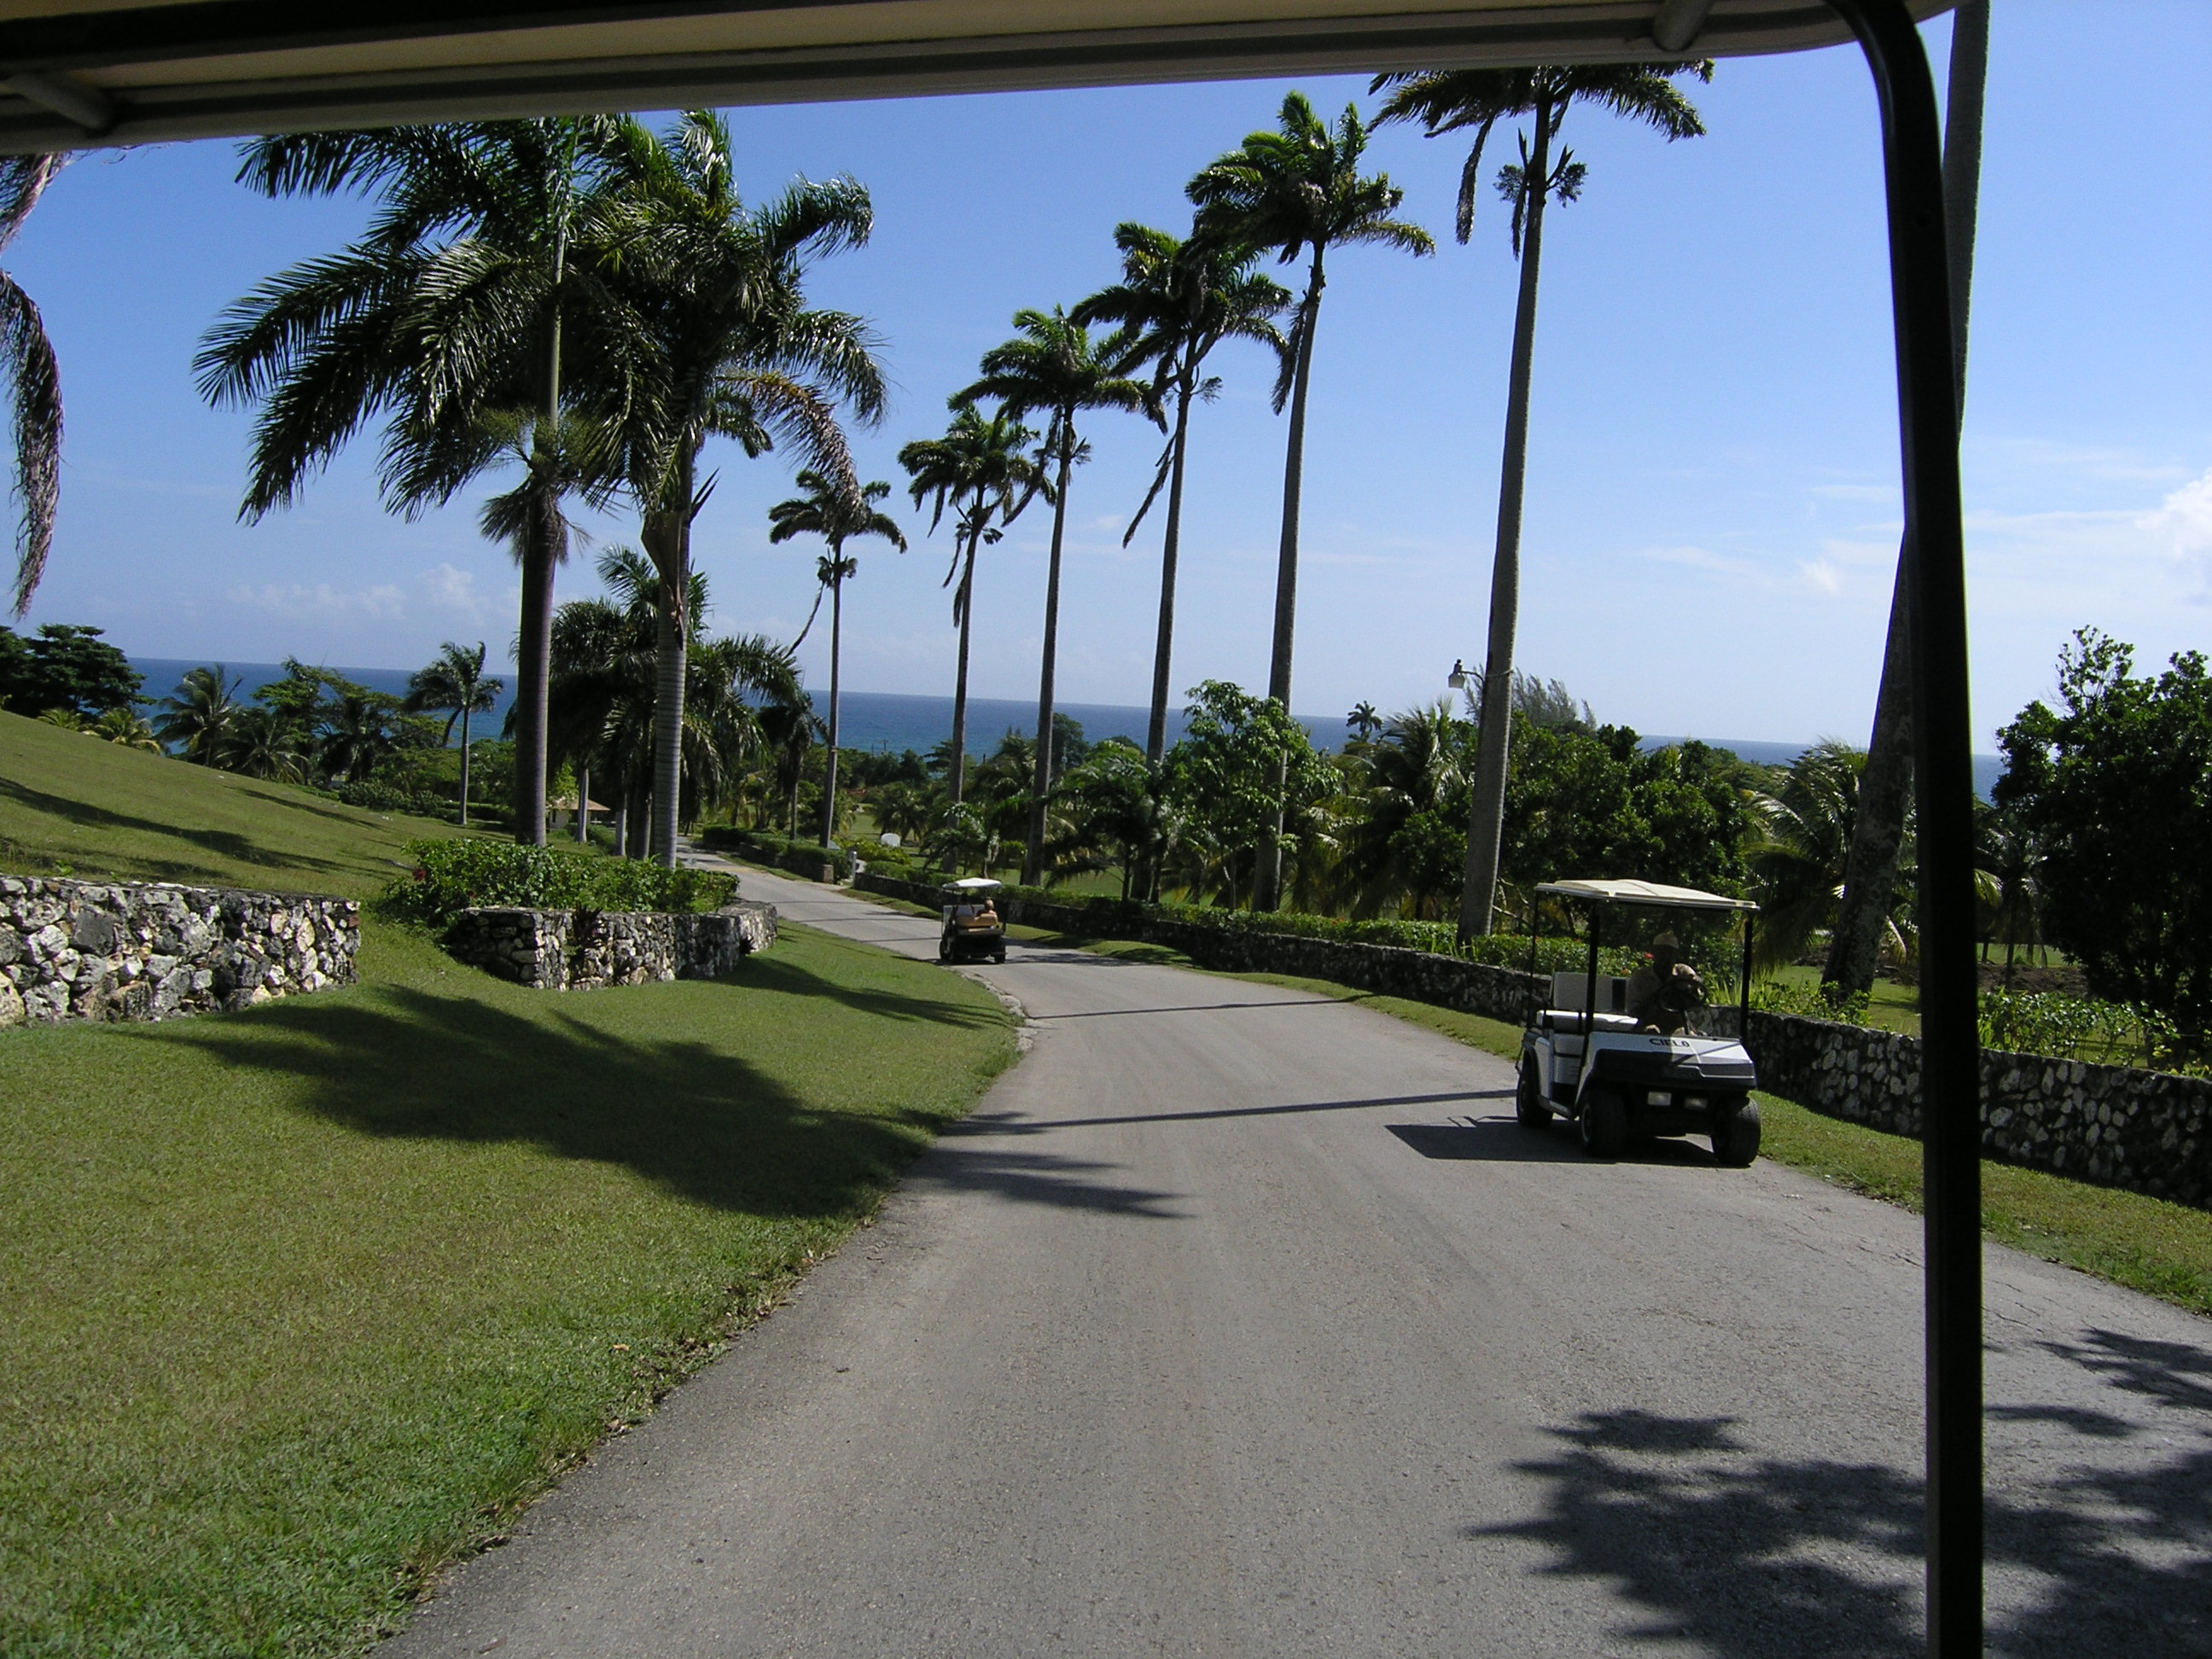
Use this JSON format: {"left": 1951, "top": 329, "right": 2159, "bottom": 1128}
{"left": 1751, "top": 977, "right": 1874, "bottom": 1025}
{"left": 381, "top": 839, "right": 736, "bottom": 928}
{"left": 696, "top": 825, "right": 854, "bottom": 881}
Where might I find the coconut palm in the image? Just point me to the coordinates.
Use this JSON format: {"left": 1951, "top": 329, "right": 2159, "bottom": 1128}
{"left": 897, "top": 405, "right": 1045, "bottom": 809}
{"left": 1071, "top": 224, "right": 1289, "bottom": 764}
{"left": 0, "top": 154, "right": 63, "bottom": 617}
{"left": 954, "top": 308, "right": 1157, "bottom": 884}
{"left": 767, "top": 469, "right": 906, "bottom": 847}
{"left": 1371, "top": 63, "right": 1708, "bottom": 940}
{"left": 1346, "top": 700, "right": 1382, "bottom": 743}
{"left": 1188, "top": 92, "right": 1434, "bottom": 909}
{"left": 579, "top": 113, "right": 884, "bottom": 868}
{"left": 405, "top": 639, "right": 504, "bottom": 825}
{"left": 154, "top": 666, "right": 244, "bottom": 762}
{"left": 197, "top": 119, "right": 637, "bottom": 845}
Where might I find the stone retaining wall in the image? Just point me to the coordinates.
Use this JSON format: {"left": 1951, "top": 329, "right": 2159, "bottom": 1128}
{"left": 0, "top": 875, "right": 358, "bottom": 1027}
{"left": 856, "top": 870, "right": 2212, "bottom": 1208}
{"left": 444, "top": 900, "right": 777, "bottom": 991}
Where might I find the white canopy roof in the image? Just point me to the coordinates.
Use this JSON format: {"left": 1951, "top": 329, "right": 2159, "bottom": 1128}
{"left": 940, "top": 876, "right": 1003, "bottom": 891}
{"left": 0, "top": 0, "right": 1952, "bottom": 154}
{"left": 1536, "top": 878, "right": 1757, "bottom": 913}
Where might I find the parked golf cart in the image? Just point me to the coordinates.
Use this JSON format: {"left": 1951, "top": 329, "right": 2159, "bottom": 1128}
{"left": 1516, "top": 879, "right": 1762, "bottom": 1166}
{"left": 937, "top": 876, "right": 1008, "bottom": 965}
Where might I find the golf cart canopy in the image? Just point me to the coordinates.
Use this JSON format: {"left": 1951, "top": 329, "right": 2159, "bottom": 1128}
{"left": 0, "top": 0, "right": 1952, "bottom": 154}
{"left": 1537, "top": 879, "right": 1758, "bottom": 914}
{"left": 940, "top": 876, "right": 1002, "bottom": 894}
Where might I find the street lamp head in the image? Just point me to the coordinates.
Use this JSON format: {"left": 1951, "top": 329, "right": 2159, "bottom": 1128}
{"left": 1447, "top": 659, "right": 1469, "bottom": 690}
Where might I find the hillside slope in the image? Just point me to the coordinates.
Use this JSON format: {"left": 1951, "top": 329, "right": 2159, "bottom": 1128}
{"left": 0, "top": 709, "right": 469, "bottom": 896}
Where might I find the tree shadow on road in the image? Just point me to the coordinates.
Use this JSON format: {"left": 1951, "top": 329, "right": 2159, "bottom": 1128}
{"left": 905, "top": 1141, "right": 1187, "bottom": 1218}
{"left": 1480, "top": 1382, "right": 2210, "bottom": 1658}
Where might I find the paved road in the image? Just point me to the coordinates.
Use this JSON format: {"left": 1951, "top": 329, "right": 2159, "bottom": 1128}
{"left": 391, "top": 870, "right": 2211, "bottom": 1658}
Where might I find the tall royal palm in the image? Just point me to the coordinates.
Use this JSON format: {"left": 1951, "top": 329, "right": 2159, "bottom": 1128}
{"left": 1372, "top": 64, "right": 1707, "bottom": 940}
{"left": 588, "top": 112, "right": 886, "bottom": 868}
{"left": 956, "top": 308, "right": 1156, "bottom": 885}
{"left": 897, "top": 405, "right": 1044, "bottom": 809}
{"left": 1, "top": 154, "right": 63, "bottom": 617}
{"left": 768, "top": 469, "right": 906, "bottom": 847}
{"left": 1189, "top": 92, "right": 1433, "bottom": 910}
{"left": 405, "top": 639, "right": 503, "bottom": 825}
{"left": 1073, "top": 224, "right": 1289, "bottom": 765}
{"left": 196, "top": 119, "right": 631, "bottom": 845}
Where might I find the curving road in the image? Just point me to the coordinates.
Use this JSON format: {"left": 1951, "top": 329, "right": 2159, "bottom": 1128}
{"left": 389, "top": 869, "right": 2211, "bottom": 1658}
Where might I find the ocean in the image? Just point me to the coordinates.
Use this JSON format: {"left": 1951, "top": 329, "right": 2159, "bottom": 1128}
{"left": 126, "top": 656, "right": 2004, "bottom": 796}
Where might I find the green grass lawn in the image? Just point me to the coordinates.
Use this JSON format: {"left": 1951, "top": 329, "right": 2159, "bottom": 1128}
{"left": 1764, "top": 961, "right": 1923, "bottom": 1034}
{"left": 1, "top": 717, "right": 1019, "bottom": 1656}
{"left": 0, "top": 709, "right": 474, "bottom": 894}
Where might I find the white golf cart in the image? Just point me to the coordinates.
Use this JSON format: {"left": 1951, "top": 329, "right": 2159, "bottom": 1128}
{"left": 936, "top": 876, "right": 1008, "bottom": 965}
{"left": 1516, "top": 879, "right": 1762, "bottom": 1166}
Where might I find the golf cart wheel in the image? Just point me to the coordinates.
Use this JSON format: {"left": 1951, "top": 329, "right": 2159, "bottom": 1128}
{"left": 1577, "top": 1088, "right": 1627, "bottom": 1159}
{"left": 992, "top": 949, "right": 1007, "bottom": 963}
{"left": 1713, "top": 1098, "right": 1762, "bottom": 1167}
{"left": 1516, "top": 1056, "right": 1550, "bottom": 1127}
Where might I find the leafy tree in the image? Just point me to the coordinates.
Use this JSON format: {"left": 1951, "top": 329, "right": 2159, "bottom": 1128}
{"left": 897, "top": 405, "right": 1044, "bottom": 807}
{"left": 0, "top": 155, "right": 63, "bottom": 616}
{"left": 1996, "top": 630, "right": 2212, "bottom": 1027}
{"left": 200, "top": 119, "right": 635, "bottom": 846}
{"left": 956, "top": 307, "right": 1156, "bottom": 884}
{"left": 768, "top": 468, "right": 906, "bottom": 847}
{"left": 1162, "top": 678, "right": 1335, "bottom": 907}
{"left": 1189, "top": 92, "right": 1433, "bottom": 910}
{"left": 405, "top": 640, "right": 504, "bottom": 825}
{"left": 1743, "top": 739, "right": 1880, "bottom": 972}
{"left": 0, "top": 622, "right": 141, "bottom": 717}
{"left": 1345, "top": 698, "right": 1474, "bottom": 918}
{"left": 1072, "top": 224, "right": 1289, "bottom": 763}
{"left": 154, "top": 665, "right": 245, "bottom": 761}
{"left": 1373, "top": 61, "right": 1708, "bottom": 940}
{"left": 585, "top": 112, "right": 884, "bottom": 867}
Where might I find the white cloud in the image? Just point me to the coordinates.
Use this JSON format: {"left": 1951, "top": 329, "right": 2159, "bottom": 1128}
{"left": 1640, "top": 544, "right": 1758, "bottom": 577}
{"left": 2140, "top": 468, "right": 2212, "bottom": 558}
{"left": 225, "top": 581, "right": 407, "bottom": 620}
{"left": 1798, "top": 560, "right": 1843, "bottom": 597}
{"left": 424, "top": 562, "right": 489, "bottom": 616}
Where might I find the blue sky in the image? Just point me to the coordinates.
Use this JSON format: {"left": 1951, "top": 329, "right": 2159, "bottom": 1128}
{"left": 10, "top": 1, "right": 2209, "bottom": 749}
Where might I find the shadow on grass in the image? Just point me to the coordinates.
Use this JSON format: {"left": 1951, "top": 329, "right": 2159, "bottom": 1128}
{"left": 0, "top": 773, "right": 365, "bottom": 883}
{"left": 158, "top": 977, "right": 975, "bottom": 1220}
{"left": 1482, "top": 1397, "right": 2210, "bottom": 1657}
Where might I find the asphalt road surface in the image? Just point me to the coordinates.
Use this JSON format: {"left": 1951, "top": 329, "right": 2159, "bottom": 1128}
{"left": 389, "top": 870, "right": 2212, "bottom": 1658}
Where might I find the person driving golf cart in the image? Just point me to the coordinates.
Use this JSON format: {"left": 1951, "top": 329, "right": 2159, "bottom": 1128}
{"left": 1626, "top": 933, "right": 1705, "bottom": 1035}
{"left": 937, "top": 877, "right": 1008, "bottom": 964}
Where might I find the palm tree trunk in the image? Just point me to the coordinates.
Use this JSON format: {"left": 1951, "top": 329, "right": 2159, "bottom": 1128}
{"left": 1827, "top": 0, "right": 1988, "bottom": 997}
{"left": 646, "top": 464, "right": 692, "bottom": 871}
{"left": 1253, "top": 247, "right": 1326, "bottom": 912}
{"left": 1025, "top": 423, "right": 1076, "bottom": 887}
{"left": 575, "top": 760, "right": 591, "bottom": 846}
{"left": 1458, "top": 90, "right": 1554, "bottom": 944}
{"left": 513, "top": 532, "right": 556, "bottom": 845}
{"left": 948, "top": 524, "right": 977, "bottom": 811}
{"left": 1147, "top": 355, "right": 1198, "bottom": 766}
{"left": 819, "top": 560, "right": 843, "bottom": 847}
{"left": 457, "top": 701, "right": 472, "bottom": 828}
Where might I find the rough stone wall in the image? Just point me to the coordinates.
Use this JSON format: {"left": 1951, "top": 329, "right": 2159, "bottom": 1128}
{"left": 0, "top": 875, "right": 358, "bottom": 1027}
{"left": 855, "top": 870, "right": 2212, "bottom": 1208}
{"left": 444, "top": 900, "right": 776, "bottom": 991}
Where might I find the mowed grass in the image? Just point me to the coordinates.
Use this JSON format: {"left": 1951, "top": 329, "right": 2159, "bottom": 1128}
{"left": 0, "top": 708, "right": 470, "bottom": 894}
{"left": 0, "top": 724, "right": 1019, "bottom": 1656}
{"left": 939, "top": 903, "right": 2212, "bottom": 1322}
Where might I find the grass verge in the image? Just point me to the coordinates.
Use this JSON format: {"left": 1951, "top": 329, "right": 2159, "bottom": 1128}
{"left": 960, "top": 909, "right": 2212, "bottom": 1323}
{"left": 1, "top": 917, "right": 1016, "bottom": 1657}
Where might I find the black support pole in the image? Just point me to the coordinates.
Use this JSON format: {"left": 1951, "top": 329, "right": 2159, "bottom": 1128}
{"left": 1825, "top": 3, "right": 1982, "bottom": 1653}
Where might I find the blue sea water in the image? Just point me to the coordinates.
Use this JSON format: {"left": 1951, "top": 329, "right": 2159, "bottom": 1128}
{"left": 125, "top": 655, "right": 2003, "bottom": 796}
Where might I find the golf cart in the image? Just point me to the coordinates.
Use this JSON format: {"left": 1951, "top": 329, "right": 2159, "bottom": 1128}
{"left": 1516, "top": 879, "right": 1762, "bottom": 1167}
{"left": 937, "top": 876, "right": 1007, "bottom": 965}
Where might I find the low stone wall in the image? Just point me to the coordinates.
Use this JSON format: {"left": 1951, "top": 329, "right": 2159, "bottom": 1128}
{"left": 856, "top": 871, "right": 2212, "bottom": 1208}
{"left": 0, "top": 874, "right": 358, "bottom": 1027}
{"left": 445, "top": 900, "right": 777, "bottom": 991}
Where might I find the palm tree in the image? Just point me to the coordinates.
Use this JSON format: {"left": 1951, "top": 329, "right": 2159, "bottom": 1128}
{"left": 954, "top": 308, "right": 1156, "bottom": 884}
{"left": 1072, "top": 224, "right": 1289, "bottom": 764}
{"left": 405, "top": 639, "right": 504, "bottom": 825}
{"left": 197, "top": 119, "right": 632, "bottom": 846}
{"left": 897, "top": 405, "right": 1045, "bottom": 810}
{"left": 767, "top": 468, "right": 906, "bottom": 847}
{"left": 1829, "top": 0, "right": 1992, "bottom": 999}
{"left": 1371, "top": 63, "right": 1708, "bottom": 940}
{"left": 582, "top": 112, "right": 885, "bottom": 868}
{"left": 154, "top": 666, "right": 244, "bottom": 762}
{"left": 0, "top": 154, "right": 63, "bottom": 617}
{"left": 1188, "top": 92, "right": 1434, "bottom": 910}
{"left": 1346, "top": 700, "right": 1382, "bottom": 743}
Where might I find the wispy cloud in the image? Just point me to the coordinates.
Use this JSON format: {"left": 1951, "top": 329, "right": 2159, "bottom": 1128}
{"left": 226, "top": 580, "right": 407, "bottom": 620}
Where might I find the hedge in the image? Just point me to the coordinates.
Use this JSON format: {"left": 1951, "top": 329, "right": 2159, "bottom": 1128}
{"left": 381, "top": 839, "right": 736, "bottom": 929}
